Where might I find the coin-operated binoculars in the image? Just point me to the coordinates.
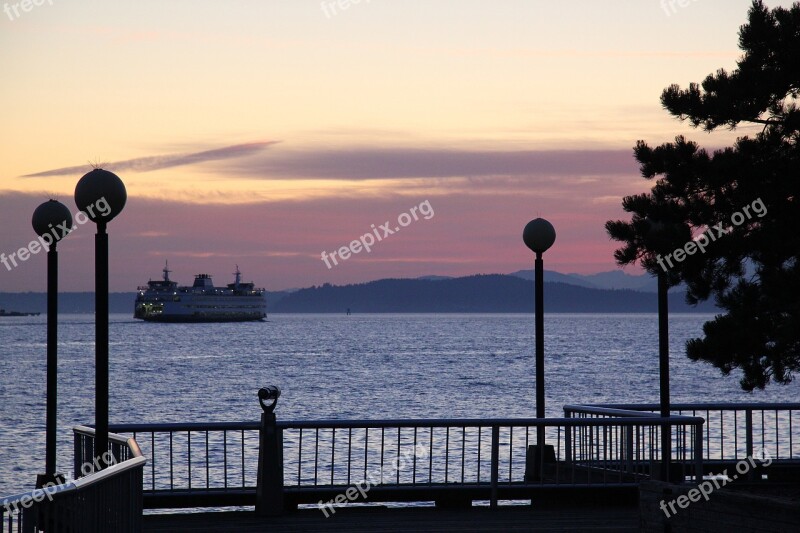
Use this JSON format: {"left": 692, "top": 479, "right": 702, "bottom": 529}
{"left": 256, "top": 386, "right": 283, "bottom": 516}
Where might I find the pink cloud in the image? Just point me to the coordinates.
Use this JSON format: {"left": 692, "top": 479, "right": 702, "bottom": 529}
{"left": 222, "top": 147, "right": 638, "bottom": 180}
{"left": 0, "top": 169, "right": 649, "bottom": 292}
{"left": 22, "top": 142, "right": 278, "bottom": 177}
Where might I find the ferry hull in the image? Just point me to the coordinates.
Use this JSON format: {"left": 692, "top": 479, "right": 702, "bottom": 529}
{"left": 134, "top": 265, "right": 267, "bottom": 324}
{"left": 137, "top": 314, "right": 265, "bottom": 323}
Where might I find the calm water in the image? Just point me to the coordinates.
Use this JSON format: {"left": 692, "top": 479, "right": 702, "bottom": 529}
{"left": 1, "top": 313, "right": 798, "bottom": 496}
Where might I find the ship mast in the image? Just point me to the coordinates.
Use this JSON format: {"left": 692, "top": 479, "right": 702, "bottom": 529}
{"left": 233, "top": 265, "right": 241, "bottom": 288}
{"left": 163, "top": 261, "right": 172, "bottom": 282}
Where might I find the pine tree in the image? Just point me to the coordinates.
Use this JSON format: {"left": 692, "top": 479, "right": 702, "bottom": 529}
{"left": 606, "top": 1, "right": 800, "bottom": 390}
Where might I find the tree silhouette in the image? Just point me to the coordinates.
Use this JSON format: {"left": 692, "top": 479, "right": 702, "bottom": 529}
{"left": 606, "top": 1, "right": 800, "bottom": 390}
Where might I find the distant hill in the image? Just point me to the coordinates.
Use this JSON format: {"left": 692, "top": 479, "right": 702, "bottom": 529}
{"left": 0, "top": 273, "right": 716, "bottom": 314}
{"left": 509, "top": 270, "right": 597, "bottom": 288}
{"left": 510, "top": 269, "right": 658, "bottom": 291}
{"left": 570, "top": 271, "right": 659, "bottom": 292}
{"left": 271, "top": 274, "right": 717, "bottom": 313}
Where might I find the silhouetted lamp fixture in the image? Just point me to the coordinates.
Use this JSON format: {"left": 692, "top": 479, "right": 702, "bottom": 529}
{"left": 74, "top": 168, "right": 126, "bottom": 470}
{"left": 523, "top": 218, "right": 556, "bottom": 419}
{"left": 32, "top": 199, "right": 72, "bottom": 488}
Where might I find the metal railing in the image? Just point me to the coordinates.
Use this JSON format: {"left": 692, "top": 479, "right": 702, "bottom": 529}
{"left": 0, "top": 427, "right": 145, "bottom": 533}
{"left": 567, "top": 403, "right": 800, "bottom": 463}
{"left": 107, "top": 421, "right": 261, "bottom": 509}
{"left": 110, "top": 413, "right": 704, "bottom": 510}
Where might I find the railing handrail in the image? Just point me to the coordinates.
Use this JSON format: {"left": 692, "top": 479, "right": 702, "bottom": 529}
{"left": 1, "top": 426, "right": 145, "bottom": 519}
{"left": 0, "top": 482, "right": 77, "bottom": 510}
{"left": 563, "top": 404, "right": 697, "bottom": 418}
{"left": 592, "top": 402, "right": 800, "bottom": 411}
{"left": 71, "top": 456, "right": 147, "bottom": 489}
{"left": 278, "top": 416, "right": 706, "bottom": 428}
{"left": 74, "top": 425, "right": 145, "bottom": 453}
{"left": 109, "top": 421, "right": 261, "bottom": 432}
{"left": 113, "top": 415, "right": 705, "bottom": 432}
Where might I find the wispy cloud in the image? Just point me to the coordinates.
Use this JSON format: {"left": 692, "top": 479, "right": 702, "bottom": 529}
{"left": 22, "top": 141, "right": 278, "bottom": 177}
{"left": 226, "top": 148, "right": 638, "bottom": 180}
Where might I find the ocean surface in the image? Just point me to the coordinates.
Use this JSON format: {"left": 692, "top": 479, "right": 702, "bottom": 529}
{"left": 1, "top": 313, "right": 799, "bottom": 497}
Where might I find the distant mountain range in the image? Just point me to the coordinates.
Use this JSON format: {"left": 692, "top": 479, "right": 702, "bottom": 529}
{"left": 508, "top": 269, "right": 659, "bottom": 292}
{"left": 270, "top": 274, "right": 713, "bottom": 313}
{"left": 0, "top": 271, "right": 715, "bottom": 314}
{"left": 414, "top": 270, "right": 660, "bottom": 292}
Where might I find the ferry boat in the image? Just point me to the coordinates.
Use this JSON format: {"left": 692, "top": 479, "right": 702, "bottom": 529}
{"left": 134, "top": 263, "right": 267, "bottom": 322}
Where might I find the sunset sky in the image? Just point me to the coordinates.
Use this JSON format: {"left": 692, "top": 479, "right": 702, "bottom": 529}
{"left": 0, "top": 0, "right": 785, "bottom": 292}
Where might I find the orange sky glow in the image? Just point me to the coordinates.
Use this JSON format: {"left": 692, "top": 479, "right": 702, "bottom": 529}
{"left": 1, "top": 1, "right": 786, "bottom": 291}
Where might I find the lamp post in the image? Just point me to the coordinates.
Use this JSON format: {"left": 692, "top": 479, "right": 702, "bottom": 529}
{"left": 74, "top": 169, "right": 126, "bottom": 469}
{"left": 523, "top": 218, "right": 556, "bottom": 418}
{"left": 657, "top": 267, "right": 671, "bottom": 481}
{"left": 645, "top": 218, "right": 673, "bottom": 481}
{"left": 32, "top": 200, "right": 73, "bottom": 488}
{"left": 523, "top": 218, "right": 556, "bottom": 478}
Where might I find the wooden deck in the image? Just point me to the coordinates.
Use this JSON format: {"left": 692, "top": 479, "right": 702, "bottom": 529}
{"left": 143, "top": 505, "right": 639, "bottom": 532}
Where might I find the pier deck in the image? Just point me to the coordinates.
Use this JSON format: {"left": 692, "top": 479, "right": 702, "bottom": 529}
{"left": 142, "top": 505, "right": 639, "bottom": 532}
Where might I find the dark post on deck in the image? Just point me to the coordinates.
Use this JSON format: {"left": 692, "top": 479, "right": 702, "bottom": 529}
{"left": 522, "top": 218, "right": 556, "bottom": 480}
{"left": 657, "top": 270, "right": 671, "bottom": 481}
{"left": 75, "top": 169, "right": 126, "bottom": 470}
{"left": 256, "top": 386, "right": 284, "bottom": 516}
{"left": 32, "top": 200, "right": 73, "bottom": 487}
{"left": 646, "top": 217, "right": 674, "bottom": 482}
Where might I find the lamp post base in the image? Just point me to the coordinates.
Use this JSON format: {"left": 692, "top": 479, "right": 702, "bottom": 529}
{"left": 524, "top": 444, "right": 556, "bottom": 482}
{"left": 35, "top": 473, "right": 66, "bottom": 489}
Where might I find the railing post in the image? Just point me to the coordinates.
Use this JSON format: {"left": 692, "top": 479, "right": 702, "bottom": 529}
{"left": 564, "top": 411, "right": 572, "bottom": 465}
{"left": 745, "top": 409, "right": 754, "bottom": 459}
{"left": 625, "top": 425, "right": 634, "bottom": 474}
{"left": 74, "top": 432, "right": 83, "bottom": 479}
{"left": 490, "top": 425, "right": 499, "bottom": 509}
{"left": 694, "top": 420, "right": 704, "bottom": 484}
{"left": 21, "top": 505, "right": 34, "bottom": 533}
{"left": 256, "top": 387, "right": 284, "bottom": 516}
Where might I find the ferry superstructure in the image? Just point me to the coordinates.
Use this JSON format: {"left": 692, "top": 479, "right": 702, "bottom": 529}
{"left": 134, "top": 264, "right": 266, "bottom": 322}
